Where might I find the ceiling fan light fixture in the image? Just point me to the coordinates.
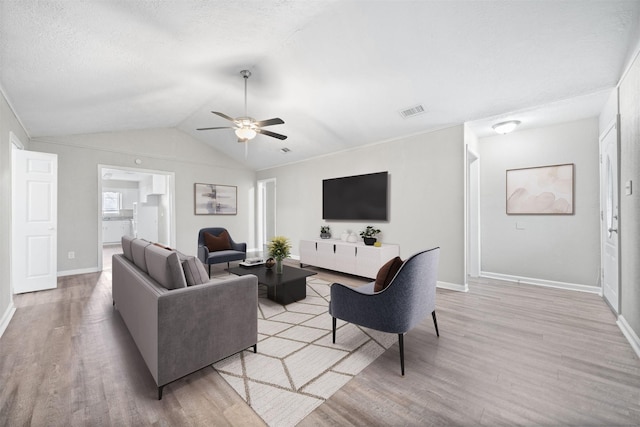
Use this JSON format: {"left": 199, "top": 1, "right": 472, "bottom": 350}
{"left": 492, "top": 120, "right": 521, "bottom": 134}
{"left": 235, "top": 127, "right": 257, "bottom": 140}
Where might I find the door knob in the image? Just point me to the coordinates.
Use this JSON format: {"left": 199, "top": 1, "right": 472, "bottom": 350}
{"left": 608, "top": 227, "right": 618, "bottom": 233}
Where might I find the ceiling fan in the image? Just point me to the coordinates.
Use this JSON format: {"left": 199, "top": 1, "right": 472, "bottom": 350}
{"left": 197, "top": 70, "right": 287, "bottom": 143}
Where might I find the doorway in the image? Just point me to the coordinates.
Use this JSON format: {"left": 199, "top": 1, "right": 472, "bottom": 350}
{"left": 467, "top": 148, "right": 480, "bottom": 280}
{"left": 97, "top": 165, "right": 175, "bottom": 271}
{"left": 257, "top": 178, "right": 276, "bottom": 255}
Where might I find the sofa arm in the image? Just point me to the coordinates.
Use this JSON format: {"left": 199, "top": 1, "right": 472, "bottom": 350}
{"left": 197, "top": 244, "right": 209, "bottom": 263}
{"left": 155, "top": 274, "right": 258, "bottom": 387}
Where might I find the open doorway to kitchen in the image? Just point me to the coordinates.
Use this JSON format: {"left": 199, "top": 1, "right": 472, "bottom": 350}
{"left": 98, "top": 165, "right": 175, "bottom": 271}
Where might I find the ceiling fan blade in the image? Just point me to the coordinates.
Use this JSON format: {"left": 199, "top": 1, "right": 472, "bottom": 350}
{"left": 196, "top": 126, "right": 234, "bottom": 131}
{"left": 255, "top": 117, "right": 284, "bottom": 127}
{"left": 256, "top": 128, "right": 288, "bottom": 140}
{"left": 211, "top": 111, "right": 238, "bottom": 123}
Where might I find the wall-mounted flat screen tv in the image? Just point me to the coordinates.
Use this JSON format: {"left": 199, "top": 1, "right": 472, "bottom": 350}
{"left": 322, "top": 171, "right": 388, "bottom": 221}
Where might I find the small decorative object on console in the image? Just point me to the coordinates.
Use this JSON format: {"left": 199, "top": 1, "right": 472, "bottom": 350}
{"left": 320, "top": 226, "right": 331, "bottom": 239}
{"left": 265, "top": 257, "right": 276, "bottom": 269}
{"left": 360, "top": 225, "right": 381, "bottom": 246}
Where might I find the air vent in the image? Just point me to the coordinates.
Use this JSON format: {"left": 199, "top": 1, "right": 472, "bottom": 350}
{"left": 399, "top": 104, "right": 426, "bottom": 119}
{"left": 280, "top": 147, "right": 291, "bottom": 153}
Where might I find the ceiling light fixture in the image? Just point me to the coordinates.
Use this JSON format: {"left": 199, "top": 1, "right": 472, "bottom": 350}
{"left": 235, "top": 127, "right": 257, "bottom": 140}
{"left": 492, "top": 120, "right": 521, "bottom": 134}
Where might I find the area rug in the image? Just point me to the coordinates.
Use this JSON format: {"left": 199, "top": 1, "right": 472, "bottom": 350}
{"left": 212, "top": 277, "right": 397, "bottom": 427}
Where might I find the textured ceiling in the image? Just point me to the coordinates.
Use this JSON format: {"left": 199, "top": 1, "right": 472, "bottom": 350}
{"left": 1, "top": 1, "right": 639, "bottom": 170}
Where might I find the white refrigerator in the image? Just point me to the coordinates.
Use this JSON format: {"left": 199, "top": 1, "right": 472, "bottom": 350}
{"left": 132, "top": 199, "right": 158, "bottom": 242}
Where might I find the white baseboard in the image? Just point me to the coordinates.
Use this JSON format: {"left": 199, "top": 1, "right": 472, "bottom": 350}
{"left": 0, "top": 302, "right": 16, "bottom": 339}
{"left": 438, "top": 281, "right": 468, "bottom": 292}
{"left": 480, "top": 271, "right": 601, "bottom": 294}
{"left": 618, "top": 315, "right": 640, "bottom": 359}
{"left": 58, "top": 267, "right": 100, "bottom": 277}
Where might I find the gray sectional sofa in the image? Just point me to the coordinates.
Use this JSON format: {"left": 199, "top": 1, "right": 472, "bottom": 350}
{"left": 112, "top": 236, "right": 258, "bottom": 399}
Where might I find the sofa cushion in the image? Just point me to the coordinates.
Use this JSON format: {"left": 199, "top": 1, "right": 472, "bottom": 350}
{"left": 131, "top": 239, "right": 152, "bottom": 272}
{"left": 180, "top": 254, "right": 210, "bottom": 286}
{"left": 374, "top": 256, "right": 403, "bottom": 292}
{"left": 204, "top": 230, "right": 232, "bottom": 252}
{"left": 145, "top": 244, "right": 187, "bottom": 290}
{"left": 121, "top": 235, "right": 135, "bottom": 261}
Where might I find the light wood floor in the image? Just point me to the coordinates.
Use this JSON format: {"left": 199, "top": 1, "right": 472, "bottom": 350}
{"left": 1, "top": 257, "right": 639, "bottom": 426}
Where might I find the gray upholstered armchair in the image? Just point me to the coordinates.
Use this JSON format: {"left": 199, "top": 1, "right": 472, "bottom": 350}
{"left": 329, "top": 247, "right": 440, "bottom": 375}
{"left": 197, "top": 227, "right": 247, "bottom": 276}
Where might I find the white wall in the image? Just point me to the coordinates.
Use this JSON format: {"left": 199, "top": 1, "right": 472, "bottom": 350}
{"left": 0, "top": 89, "right": 30, "bottom": 336}
{"left": 257, "top": 125, "right": 466, "bottom": 288}
{"left": 479, "top": 117, "right": 601, "bottom": 289}
{"left": 29, "top": 128, "right": 255, "bottom": 273}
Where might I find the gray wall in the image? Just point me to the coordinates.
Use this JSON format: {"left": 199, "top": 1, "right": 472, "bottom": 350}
{"left": 619, "top": 53, "right": 640, "bottom": 339}
{"left": 257, "top": 125, "right": 466, "bottom": 288}
{"left": 29, "top": 128, "right": 255, "bottom": 273}
{"left": 0, "top": 89, "right": 30, "bottom": 328}
{"left": 479, "top": 117, "right": 601, "bottom": 288}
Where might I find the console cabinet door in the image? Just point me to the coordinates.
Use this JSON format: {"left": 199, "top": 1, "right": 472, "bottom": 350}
{"left": 355, "top": 245, "right": 382, "bottom": 278}
{"left": 315, "top": 241, "right": 335, "bottom": 270}
{"left": 299, "top": 240, "right": 317, "bottom": 266}
{"left": 335, "top": 244, "right": 356, "bottom": 274}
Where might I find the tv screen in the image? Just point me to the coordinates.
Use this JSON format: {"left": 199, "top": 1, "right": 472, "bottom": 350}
{"left": 322, "top": 172, "right": 388, "bottom": 220}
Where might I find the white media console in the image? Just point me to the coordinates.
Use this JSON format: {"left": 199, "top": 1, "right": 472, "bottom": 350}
{"left": 299, "top": 239, "right": 400, "bottom": 279}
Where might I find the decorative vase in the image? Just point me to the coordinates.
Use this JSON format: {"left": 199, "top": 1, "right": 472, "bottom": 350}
{"left": 347, "top": 232, "right": 357, "bottom": 243}
{"left": 320, "top": 232, "right": 331, "bottom": 239}
{"left": 275, "top": 258, "right": 284, "bottom": 274}
{"left": 363, "top": 237, "right": 377, "bottom": 246}
{"left": 341, "top": 231, "right": 349, "bottom": 241}
{"left": 265, "top": 257, "right": 276, "bottom": 269}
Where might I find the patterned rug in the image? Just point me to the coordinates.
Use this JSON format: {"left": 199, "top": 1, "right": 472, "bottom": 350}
{"left": 212, "top": 277, "right": 396, "bottom": 427}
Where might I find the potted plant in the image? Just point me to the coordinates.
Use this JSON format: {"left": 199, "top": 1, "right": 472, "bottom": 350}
{"left": 360, "top": 226, "right": 381, "bottom": 246}
{"left": 320, "top": 226, "right": 331, "bottom": 239}
{"left": 267, "top": 236, "right": 291, "bottom": 274}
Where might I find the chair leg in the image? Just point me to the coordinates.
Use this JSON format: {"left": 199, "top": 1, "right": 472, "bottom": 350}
{"left": 208, "top": 264, "right": 211, "bottom": 278}
{"left": 332, "top": 317, "right": 337, "bottom": 343}
{"left": 253, "top": 343, "right": 257, "bottom": 353}
{"left": 399, "top": 333, "right": 405, "bottom": 376}
{"left": 158, "top": 385, "right": 164, "bottom": 400}
{"left": 432, "top": 310, "right": 440, "bottom": 337}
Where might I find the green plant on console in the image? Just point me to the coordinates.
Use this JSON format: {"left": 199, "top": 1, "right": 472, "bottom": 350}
{"left": 320, "top": 226, "right": 330, "bottom": 234}
{"left": 359, "top": 226, "right": 381, "bottom": 238}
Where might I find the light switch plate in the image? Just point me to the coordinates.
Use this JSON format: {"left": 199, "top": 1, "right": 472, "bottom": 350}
{"left": 516, "top": 222, "right": 525, "bottom": 230}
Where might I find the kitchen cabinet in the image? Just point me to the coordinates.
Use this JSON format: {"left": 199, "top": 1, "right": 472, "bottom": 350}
{"left": 102, "top": 220, "right": 132, "bottom": 243}
{"left": 140, "top": 175, "right": 166, "bottom": 203}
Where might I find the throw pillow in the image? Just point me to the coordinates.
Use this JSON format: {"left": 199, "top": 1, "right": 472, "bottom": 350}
{"left": 181, "top": 254, "right": 210, "bottom": 286}
{"left": 204, "top": 230, "right": 232, "bottom": 252}
{"left": 374, "top": 256, "right": 403, "bottom": 292}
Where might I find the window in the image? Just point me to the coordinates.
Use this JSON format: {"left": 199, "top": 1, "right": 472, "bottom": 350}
{"left": 103, "top": 191, "right": 121, "bottom": 214}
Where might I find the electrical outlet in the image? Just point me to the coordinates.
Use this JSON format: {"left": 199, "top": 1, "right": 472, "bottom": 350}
{"left": 68, "top": 251, "right": 75, "bottom": 259}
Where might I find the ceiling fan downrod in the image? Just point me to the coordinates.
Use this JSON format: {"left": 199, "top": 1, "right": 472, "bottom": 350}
{"left": 240, "top": 70, "right": 251, "bottom": 118}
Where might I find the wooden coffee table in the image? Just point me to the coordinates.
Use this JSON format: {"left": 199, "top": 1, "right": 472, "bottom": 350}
{"left": 227, "top": 264, "right": 317, "bottom": 305}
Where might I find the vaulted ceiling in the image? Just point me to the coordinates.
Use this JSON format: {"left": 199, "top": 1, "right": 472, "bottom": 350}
{"left": 1, "top": 1, "right": 639, "bottom": 170}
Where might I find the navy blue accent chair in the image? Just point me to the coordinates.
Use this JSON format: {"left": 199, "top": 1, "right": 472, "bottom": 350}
{"left": 329, "top": 247, "right": 440, "bottom": 376}
{"left": 197, "top": 227, "right": 247, "bottom": 276}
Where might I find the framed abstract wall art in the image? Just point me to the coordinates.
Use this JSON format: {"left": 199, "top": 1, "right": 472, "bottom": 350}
{"left": 506, "top": 164, "right": 574, "bottom": 215}
{"left": 194, "top": 183, "right": 237, "bottom": 215}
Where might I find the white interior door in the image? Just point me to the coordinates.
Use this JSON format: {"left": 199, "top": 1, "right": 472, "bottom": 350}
{"left": 601, "top": 120, "right": 619, "bottom": 312}
{"left": 12, "top": 149, "right": 58, "bottom": 294}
